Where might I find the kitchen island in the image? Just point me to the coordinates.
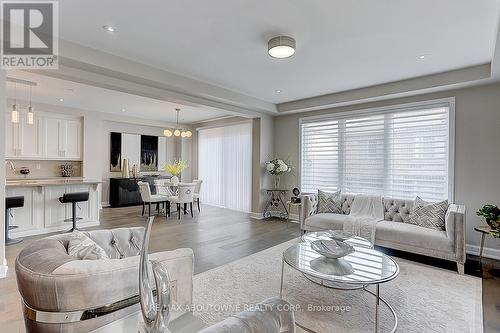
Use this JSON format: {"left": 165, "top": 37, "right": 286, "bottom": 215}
{"left": 5, "top": 178, "right": 101, "bottom": 237}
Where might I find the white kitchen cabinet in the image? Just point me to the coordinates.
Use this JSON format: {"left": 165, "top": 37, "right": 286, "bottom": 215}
{"left": 19, "top": 114, "right": 43, "bottom": 158}
{"left": 44, "top": 185, "right": 68, "bottom": 228}
{"left": 5, "top": 187, "right": 44, "bottom": 234}
{"left": 5, "top": 112, "right": 19, "bottom": 157}
{"left": 5, "top": 111, "right": 83, "bottom": 160}
{"left": 63, "top": 119, "right": 82, "bottom": 159}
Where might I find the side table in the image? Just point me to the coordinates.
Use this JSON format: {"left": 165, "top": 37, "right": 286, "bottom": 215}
{"left": 474, "top": 225, "right": 493, "bottom": 261}
{"left": 286, "top": 201, "right": 302, "bottom": 224}
{"left": 263, "top": 189, "right": 289, "bottom": 219}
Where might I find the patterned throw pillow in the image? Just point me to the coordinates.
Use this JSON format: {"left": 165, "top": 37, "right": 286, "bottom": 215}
{"left": 408, "top": 196, "right": 448, "bottom": 231}
{"left": 317, "top": 190, "right": 342, "bottom": 214}
{"left": 68, "top": 231, "right": 110, "bottom": 260}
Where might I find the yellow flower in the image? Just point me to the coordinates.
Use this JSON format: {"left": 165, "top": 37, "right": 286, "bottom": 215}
{"left": 164, "top": 159, "right": 188, "bottom": 176}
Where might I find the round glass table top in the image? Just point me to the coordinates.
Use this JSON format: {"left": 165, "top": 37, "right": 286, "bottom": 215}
{"left": 301, "top": 231, "right": 374, "bottom": 249}
{"left": 283, "top": 242, "right": 399, "bottom": 285}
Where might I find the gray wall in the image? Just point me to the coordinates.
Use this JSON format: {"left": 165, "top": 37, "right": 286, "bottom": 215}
{"left": 274, "top": 82, "right": 500, "bottom": 256}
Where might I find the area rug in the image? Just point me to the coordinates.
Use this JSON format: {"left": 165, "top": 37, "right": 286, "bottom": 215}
{"left": 193, "top": 239, "right": 483, "bottom": 333}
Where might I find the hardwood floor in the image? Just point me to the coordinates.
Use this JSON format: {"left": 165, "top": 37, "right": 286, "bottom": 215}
{"left": 0, "top": 204, "right": 299, "bottom": 332}
{"left": 0, "top": 204, "right": 499, "bottom": 332}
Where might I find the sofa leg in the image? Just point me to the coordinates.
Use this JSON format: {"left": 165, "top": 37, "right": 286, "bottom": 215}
{"left": 457, "top": 263, "right": 465, "bottom": 275}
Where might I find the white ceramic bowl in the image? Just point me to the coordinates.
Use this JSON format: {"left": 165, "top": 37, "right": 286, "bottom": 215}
{"left": 311, "top": 239, "right": 355, "bottom": 259}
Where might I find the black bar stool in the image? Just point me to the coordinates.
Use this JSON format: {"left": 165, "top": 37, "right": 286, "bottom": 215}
{"left": 5, "top": 196, "right": 24, "bottom": 245}
{"left": 59, "top": 192, "right": 89, "bottom": 232}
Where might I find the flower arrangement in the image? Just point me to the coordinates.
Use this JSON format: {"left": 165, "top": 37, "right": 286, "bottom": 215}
{"left": 265, "top": 158, "right": 292, "bottom": 189}
{"left": 477, "top": 204, "right": 500, "bottom": 238}
{"left": 164, "top": 159, "right": 188, "bottom": 176}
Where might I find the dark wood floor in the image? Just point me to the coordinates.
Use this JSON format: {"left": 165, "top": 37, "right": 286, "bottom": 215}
{"left": 0, "top": 204, "right": 499, "bottom": 332}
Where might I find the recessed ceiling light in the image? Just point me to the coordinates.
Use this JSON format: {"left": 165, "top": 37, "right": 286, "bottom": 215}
{"left": 418, "top": 55, "right": 426, "bottom": 60}
{"left": 103, "top": 25, "right": 116, "bottom": 32}
{"left": 121, "top": 108, "right": 126, "bottom": 112}
{"left": 268, "top": 36, "right": 296, "bottom": 59}
{"left": 275, "top": 90, "right": 282, "bottom": 94}
{"left": 58, "top": 98, "right": 64, "bottom": 102}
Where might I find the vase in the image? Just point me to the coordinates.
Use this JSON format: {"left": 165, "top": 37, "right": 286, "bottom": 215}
{"left": 122, "top": 159, "right": 130, "bottom": 178}
{"left": 273, "top": 175, "right": 280, "bottom": 189}
{"left": 139, "top": 217, "right": 172, "bottom": 333}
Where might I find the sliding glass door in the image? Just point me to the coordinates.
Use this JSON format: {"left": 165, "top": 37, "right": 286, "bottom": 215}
{"left": 198, "top": 122, "right": 252, "bottom": 212}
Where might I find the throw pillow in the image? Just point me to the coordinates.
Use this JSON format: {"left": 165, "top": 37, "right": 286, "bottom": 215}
{"left": 317, "top": 190, "right": 342, "bottom": 214}
{"left": 408, "top": 196, "right": 448, "bottom": 230}
{"left": 68, "top": 230, "right": 110, "bottom": 260}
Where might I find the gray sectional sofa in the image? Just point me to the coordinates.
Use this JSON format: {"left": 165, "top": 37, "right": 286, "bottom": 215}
{"left": 300, "top": 193, "right": 466, "bottom": 274}
{"left": 15, "top": 227, "right": 294, "bottom": 333}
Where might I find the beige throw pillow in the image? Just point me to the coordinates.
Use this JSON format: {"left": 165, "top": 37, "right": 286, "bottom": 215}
{"left": 317, "top": 190, "right": 342, "bottom": 214}
{"left": 68, "top": 230, "right": 110, "bottom": 260}
{"left": 408, "top": 196, "right": 448, "bottom": 231}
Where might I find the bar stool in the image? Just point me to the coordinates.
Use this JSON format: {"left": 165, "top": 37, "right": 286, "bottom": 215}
{"left": 5, "top": 196, "right": 24, "bottom": 245}
{"left": 59, "top": 192, "right": 89, "bottom": 232}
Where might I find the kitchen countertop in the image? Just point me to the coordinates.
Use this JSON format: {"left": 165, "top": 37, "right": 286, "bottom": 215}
{"left": 5, "top": 178, "right": 102, "bottom": 187}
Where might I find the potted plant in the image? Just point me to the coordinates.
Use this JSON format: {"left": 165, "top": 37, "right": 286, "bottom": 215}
{"left": 265, "top": 158, "right": 292, "bottom": 189}
{"left": 476, "top": 204, "right": 500, "bottom": 238}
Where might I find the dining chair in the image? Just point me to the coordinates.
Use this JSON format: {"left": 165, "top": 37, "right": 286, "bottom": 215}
{"left": 193, "top": 179, "right": 203, "bottom": 212}
{"left": 168, "top": 183, "right": 196, "bottom": 219}
{"left": 137, "top": 181, "right": 169, "bottom": 217}
{"left": 154, "top": 179, "right": 174, "bottom": 216}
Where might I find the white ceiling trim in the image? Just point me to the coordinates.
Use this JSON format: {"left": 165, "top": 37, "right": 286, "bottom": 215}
{"left": 277, "top": 63, "right": 493, "bottom": 114}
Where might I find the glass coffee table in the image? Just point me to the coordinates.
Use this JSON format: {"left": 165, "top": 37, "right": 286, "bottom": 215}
{"left": 281, "top": 232, "right": 399, "bottom": 333}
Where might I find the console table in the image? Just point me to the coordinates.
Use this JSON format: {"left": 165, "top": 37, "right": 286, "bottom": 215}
{"left": 263, "top": 189, "right": 289, "bottom": 219}
{"left": 109, "top": 176, "right": 170, "bottom": 207}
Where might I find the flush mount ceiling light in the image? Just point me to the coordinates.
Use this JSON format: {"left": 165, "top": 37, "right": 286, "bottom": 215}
{"left": 103, "top": 25, "right": 116, "bottom": 32}
{"left": 164, "top": 108, "right": 192, "bottom": 138}
{"left": 268, "top": 36, "right": 296, "bottom": 59}
{"left": 418, "top": 55, "right": 426, "bottom": 60}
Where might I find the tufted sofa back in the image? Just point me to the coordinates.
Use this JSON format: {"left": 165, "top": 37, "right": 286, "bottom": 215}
{"left": 306, "top": 193, "right": 415, "bottom": 223}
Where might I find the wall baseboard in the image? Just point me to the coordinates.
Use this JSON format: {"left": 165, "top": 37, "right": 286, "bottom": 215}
{"left": 101, "top": 202, "right": 110, "bottom": 208}
{"left": 466, "top": 244, "right": 500, "bottom": 260}
{"left": 250, "top": 212, "right": 264, "bottom": 220}
{"left": 0, "top": 258, "right": 8, "bottom": 279}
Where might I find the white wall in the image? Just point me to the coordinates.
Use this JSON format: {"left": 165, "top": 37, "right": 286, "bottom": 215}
{"left": 0, "top": 71, "right": 6, "bottom": 277}
{"left": 274, "top": 82, "right": 500, "bottom": 257}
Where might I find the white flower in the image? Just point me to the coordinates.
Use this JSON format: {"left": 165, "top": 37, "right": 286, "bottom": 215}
{"left": 277, "top": 159, "right": 285, "bottom": 166}
{"left": 266, "top": 163, "right": 275, "bottom": 172}
{"left": 278, "top": 164, "right": 288, "bottom": 172}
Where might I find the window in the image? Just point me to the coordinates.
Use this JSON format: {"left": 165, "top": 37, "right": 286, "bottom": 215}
{"left": 300, "top": 99, "right": 454, "bottom": 201}
{"left": 198, "top": 122, "right": 252, "bottom": 212}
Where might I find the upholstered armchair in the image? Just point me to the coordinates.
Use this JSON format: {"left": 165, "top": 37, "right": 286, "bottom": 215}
{"left": 15, "top": 227, "right": 194, "bottom": 333}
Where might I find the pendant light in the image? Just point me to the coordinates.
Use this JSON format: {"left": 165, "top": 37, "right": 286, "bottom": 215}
{"left": 11, "top": 83, "right": 19, "bottom": 123}
{"left": 164, "top": 108, "right": 192, "bottom": 138}
{"left": 27, "top": 86, "right": 34, "bottom": 125}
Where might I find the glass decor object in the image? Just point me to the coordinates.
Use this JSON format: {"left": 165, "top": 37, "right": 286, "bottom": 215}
{"left": 139, "top": 216, "right": 172, "bottom": 333}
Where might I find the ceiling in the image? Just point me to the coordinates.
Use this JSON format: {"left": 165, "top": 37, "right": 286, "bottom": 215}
{"left": 56, "top": 0, "right": 500, "bottom": 104}
{"left": 5, "top": 71, "right": 235, "bottom": 124}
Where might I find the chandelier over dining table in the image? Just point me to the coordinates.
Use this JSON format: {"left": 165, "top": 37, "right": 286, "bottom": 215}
{"left": 164, "top": 108, "right": 192, "bottom": 138}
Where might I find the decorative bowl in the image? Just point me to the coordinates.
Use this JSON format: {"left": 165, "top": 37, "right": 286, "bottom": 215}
{"left": 326, "top": 230, "right": 354, "bottom": 241}
{"left": 311, "top": 239, "right": 355, "bottom": 259}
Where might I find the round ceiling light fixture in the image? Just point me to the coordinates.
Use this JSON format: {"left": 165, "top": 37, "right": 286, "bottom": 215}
{"left": 268, "top": 36, "right": 296, "bottom": 59}
{"left": 103, "top": 25, "right": 116, "bottom": 32}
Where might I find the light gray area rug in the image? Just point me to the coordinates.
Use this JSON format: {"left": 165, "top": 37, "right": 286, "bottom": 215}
{"left": 193, "top": 239, "right": 483, "bottom": 333}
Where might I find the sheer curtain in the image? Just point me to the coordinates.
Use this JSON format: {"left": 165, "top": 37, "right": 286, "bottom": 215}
{"left": 301, "top": 100, "right": 452, "bottom": 201}
{"left": 198, "top": 122, "right": 252, "bottom": 212}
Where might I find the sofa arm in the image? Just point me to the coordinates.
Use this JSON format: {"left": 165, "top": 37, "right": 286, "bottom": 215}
{"left": 445, "top": 204, "right": 466, "bottom": 264}
{"left": 300, "top": 194, "right": 318, "bottom": 230}
{"left": 16, "top": 247, "right": 194, "bottom": 313}
{"left": 199, "top": 297, "right": 295, "bottom": 333}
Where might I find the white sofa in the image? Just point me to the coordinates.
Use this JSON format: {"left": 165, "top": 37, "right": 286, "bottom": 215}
{"left": 300, "top": 193, "right": 466, "bottom": 274}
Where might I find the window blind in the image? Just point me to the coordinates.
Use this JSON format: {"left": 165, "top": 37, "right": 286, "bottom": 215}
{"left": 300, "top": 101, "right": 452, "bottom": 201}
{"left": 198, "top": 122, "right": 252, "bottom": 212}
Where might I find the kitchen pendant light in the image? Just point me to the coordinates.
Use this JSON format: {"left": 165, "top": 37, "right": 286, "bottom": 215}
{"left": 27, "top": 86, "right": 34, "bottom": 125}
{"left": 165, "top": 108, "right": 191, "bottom": 138}
{"left": 11, "top": 83, "right": 19, "bottom": 123}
